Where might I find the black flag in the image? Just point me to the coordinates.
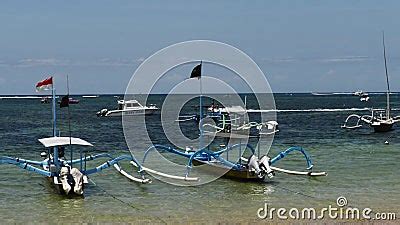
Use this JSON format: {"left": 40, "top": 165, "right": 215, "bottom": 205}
{"left": 60, "top": 95, "right": 69, "bottom": 108}
{"left": 190, "top": 63, "right": 202, "bottom": 79}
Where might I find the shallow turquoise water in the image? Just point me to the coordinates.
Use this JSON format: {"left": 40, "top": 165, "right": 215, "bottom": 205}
{"left": 0, "top": 94, "right": 399, "bottom": 223}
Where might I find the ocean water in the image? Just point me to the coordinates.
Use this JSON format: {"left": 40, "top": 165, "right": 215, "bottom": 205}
{"left": 0, "top": 94, "right": 399, "bottom": 223}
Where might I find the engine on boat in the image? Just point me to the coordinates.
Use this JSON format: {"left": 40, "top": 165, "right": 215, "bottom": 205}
{"left": 59, "top": 167, "right": 84, "bottom": 195}
{"left": 258, "top": 155, "right": 275, "bottom": 178}
{"left": 247, "top": 155, "right": 275, "bottom": 179}
{"left": 96, "top": 108, "right": 108, "bottom": 117}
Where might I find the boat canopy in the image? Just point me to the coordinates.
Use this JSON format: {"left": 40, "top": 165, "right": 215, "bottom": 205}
{"left": 38, "top": 137, "right": 93, "bottom": 148}
{"left": 117, "top": 99, "right": 140, "bottom": 104}
{"left": 222, "top": 106, "right": 246, "bottom": 114}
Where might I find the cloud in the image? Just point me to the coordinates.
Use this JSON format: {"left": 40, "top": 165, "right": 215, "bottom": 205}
{"left": 87, "top": 58, "right": 137, "bottom": 66}
{"left": 0, "top": 55, "right": 373, "bottom": 68}
{"left": 318, "top": 56, "right": 371, "bottom": 63}
{"left": 17, "top": 58, "right": 72, "bottom": 67}
{"left": 260, "top": 57, "right": 298, "bottom": 63}
{"left": 0, "top": 60, "right": 8, "bottom": 67}
{"left": 260, "top": 55, "right": 372, "bottom": 64}
{"left": 0, "top": 58, "right": 144, "bottom": 67}
{"left": 326, "top": 69, "right": 335, "bottom": 75}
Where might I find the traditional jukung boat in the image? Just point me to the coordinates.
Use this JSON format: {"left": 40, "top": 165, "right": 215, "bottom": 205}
{"left": 137, "top": 62, "right": 326, "bottom": 182}
{"left": 202, "top": 105, "right": 279, "bottom": 136}
{"left": 342, "top": 33, "right": 399, "bottom": 132}
{"left": 0, "top": 77, "right": 150, "bottom": 196}
{"left": 178, "top": 103, "right": 279, "bottom": 136}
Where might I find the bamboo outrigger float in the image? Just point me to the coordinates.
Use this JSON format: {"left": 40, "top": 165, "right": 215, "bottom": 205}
{"left": 0, "top": 77, "right": 150, "bottom": 196}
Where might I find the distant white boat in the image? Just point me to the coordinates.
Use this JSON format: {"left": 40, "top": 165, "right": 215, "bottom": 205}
{"left": 311, "top": 92, "right": 334, "bottom": 96}
{"left": 360, "top": 96, "right": 370, "bottom": 102}
{"left": 208, "top": 105, "right": 246, "bottom": 114}
{"left": 0, "top": 96, "right": 43, "bottom": 99}
{"left": 41, "top": 96, "right": 50, "bottom": 103}
{"left": 352, "top": 90, "right": 370, "bottom": 101}
{"left": 82, "top": 95, "right": 99, "bottom": 98}
{"left": 353, "top": 90, "right": 363, "bottom": 96}
{"left": 97, "top": 99, "right": 158, "bottom": 117}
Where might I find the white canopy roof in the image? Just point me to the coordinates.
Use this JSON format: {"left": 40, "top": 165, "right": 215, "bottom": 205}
{"left": 38, "top": 137, "right": 93, "bottom": 148}
{"left": 222, "top": 106, "right": 246, "bottom": 114}
{"left": 117, "top": 99, "right": 139, "bottom": 104}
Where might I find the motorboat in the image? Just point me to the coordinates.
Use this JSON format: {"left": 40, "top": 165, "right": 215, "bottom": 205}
{"left": 57, "top": 97, "right": 79, "bottom": 105}
{"left": 353, "top": 90, "right": 364, "bottom": 96}
{"left": 97, "top": 99, "right": 158, "bottom": 117}
{"left": 41, "top": 96, "right": 50, "bottom": 104}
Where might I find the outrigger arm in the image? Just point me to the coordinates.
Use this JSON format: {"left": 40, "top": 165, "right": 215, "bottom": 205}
{"left": 0, "top": 156, "right": 51, "bottom": 177}
{"left": 0, "top": 153, "right": 151, "bottom": 184}
{"left": 270, "top": 146, "right": 313, "bottom": 170}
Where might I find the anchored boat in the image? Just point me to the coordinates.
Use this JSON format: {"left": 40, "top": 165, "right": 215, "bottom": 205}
{"left": 0, "top": 77, "right": 150, "bottom": 196}
{"left": 342, "top": 33, "right": 399, "bottom": 132}
{"left": 138, "top": 62, "right": 326, "bottom": 182}
{"left": 97, "top": 99, "right": 158, "bottom": 117}
{"left": 178, "top": 103, "right": 279, "bottom": 136}
{"left": 202, "top": 105, "right": 279, "bottom": 136}
{"left": 57, "top": 97, "right": 79, "bottom": 105}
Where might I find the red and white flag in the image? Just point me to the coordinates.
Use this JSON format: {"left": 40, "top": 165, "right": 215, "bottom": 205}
{"left": 36, "top": 77, "right": 53, "bottom": 92}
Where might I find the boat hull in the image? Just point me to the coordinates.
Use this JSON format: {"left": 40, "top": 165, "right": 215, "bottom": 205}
{"left": 192, "top": 159, "right": 264, "bottom": 181}
{"left": 106, "top": 108, "right": 157, "bottom": 116}
{"left": 46, "top": 176, "right": 85, "bottom": 197}
{"left": 371, "top": 123, "right": 394, "bottom": 132}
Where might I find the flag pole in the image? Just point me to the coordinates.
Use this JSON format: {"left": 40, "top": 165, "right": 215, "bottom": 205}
{"left": 52, "top": 81, "right": 57, "bottom": 137}
{"left": 51, "top": 77, "right": 59, "bottom": 171}
{"left": 66, "top": 75, "right": 73, "bottom": 168}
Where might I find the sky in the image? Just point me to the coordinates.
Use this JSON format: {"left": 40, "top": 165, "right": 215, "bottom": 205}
{"left": 1, "top": 0, "right": 400, "bottom": 94}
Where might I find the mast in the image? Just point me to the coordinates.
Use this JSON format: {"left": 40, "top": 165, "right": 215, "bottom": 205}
{"left": 382, "top": 31, "right": 391, "bottom": 118}
{"left": 52, "top": 84, "right": 57, "bottom": 137}
{"left": 189, "top": 61, "right": 203, "bottom": 150}
{"left": 199, "top": 61, "right": 203, "bottom": 150}
{"left": 244, "top": 95, "right": 247, "bottom": 109}
{"left": 66, "top": 75, "right": 73, "bottom": 169}
{"left": 51, "top": 78, "right": 59, "bottom": 171}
